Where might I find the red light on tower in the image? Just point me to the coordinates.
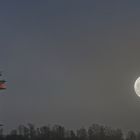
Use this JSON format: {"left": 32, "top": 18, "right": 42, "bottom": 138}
{"left": 0, "top": 81, "right": 6, "bottom": 89}
{"left": 0, "top": 72, "right": 6, "bottom": 90}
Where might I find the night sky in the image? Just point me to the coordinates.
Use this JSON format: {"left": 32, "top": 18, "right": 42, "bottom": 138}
{"left": 1, "top": 0, "right": 140, "bottom": 132}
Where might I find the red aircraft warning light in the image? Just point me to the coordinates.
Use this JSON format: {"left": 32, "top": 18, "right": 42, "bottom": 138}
{"left": 0, "top": 81, "right": 6, "bottom": 90}
{"left": 0, "top": 73, "right": 6, "bottom": 90}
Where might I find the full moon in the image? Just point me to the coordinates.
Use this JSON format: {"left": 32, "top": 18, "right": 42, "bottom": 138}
{"left": 134, "top": 77, "right": 140, "bottom": 97}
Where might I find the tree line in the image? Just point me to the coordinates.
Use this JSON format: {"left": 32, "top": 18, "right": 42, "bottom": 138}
{"left": 0, "top": 123, "right": 139, "bottom": 140}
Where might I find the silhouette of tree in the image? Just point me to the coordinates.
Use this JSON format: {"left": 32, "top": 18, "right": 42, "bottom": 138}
{"left": 77, "top": 128, "right": 87, "bottom": 140}
{"left": 0, "top": 128, "right": 4, "bottom": 140}
{"left": 136, "top": 131, "right": 140, "bottom": 140}
{"left": 39, "top": 126, "right": 51, "bottom": 140}
{"left": 51, "top": 125, "right": 65, "bottom": 140}
{"left": 65, "top": 130, "right": 77, "bottom": 140}
{"left": 28, "top": 123, "right": 36, "bottom": 139}
{"left": 1, "top": 123, "right": 139, "bottom": 140}
{"left": 88, "top": 124, "right": 106, "bottom": 140}
{"left": 126, "top": 131, "right": 136, "bottom": 140}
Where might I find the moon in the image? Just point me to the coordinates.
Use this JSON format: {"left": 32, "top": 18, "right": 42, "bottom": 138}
{"left": 134, "top": 77, "right": 140, "bottom": 97}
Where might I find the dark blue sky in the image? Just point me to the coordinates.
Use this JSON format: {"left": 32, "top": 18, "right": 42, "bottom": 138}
{"left": 1, "top": 0, "right": 140, "bottom": 132}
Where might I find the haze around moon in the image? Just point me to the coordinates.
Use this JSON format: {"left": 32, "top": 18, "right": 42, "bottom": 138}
{"left": 134, "top": 77, "right": 140, "bottom": 97}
